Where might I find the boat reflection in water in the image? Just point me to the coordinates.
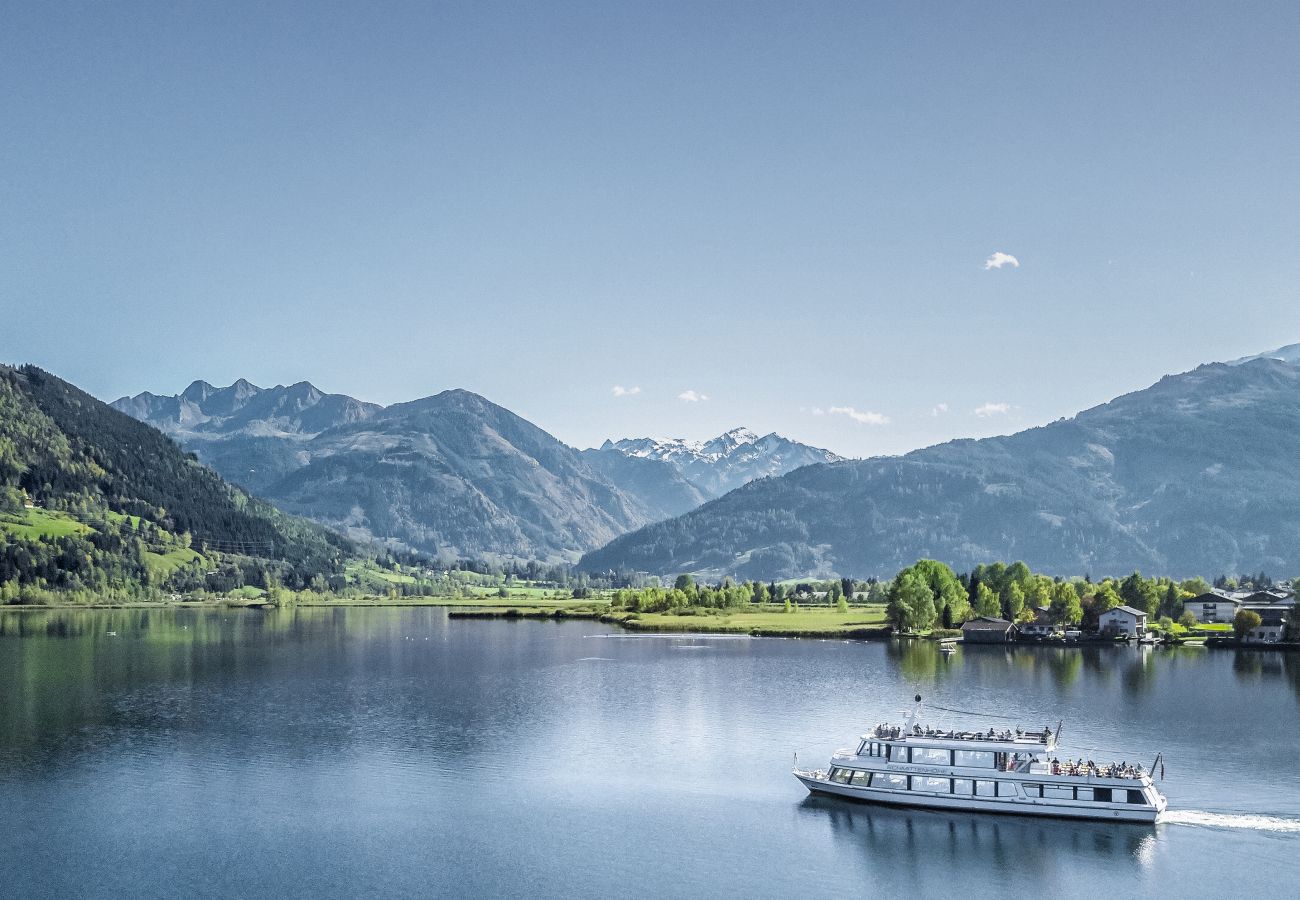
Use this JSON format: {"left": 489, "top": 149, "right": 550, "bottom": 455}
{"left": 798, "top": 795, "right": 1158, "bottom": 886}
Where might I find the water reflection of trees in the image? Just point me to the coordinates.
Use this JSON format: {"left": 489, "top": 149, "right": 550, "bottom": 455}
{"left": 887, "top": 640, "right": 951, "bottom": 683}
{"left": 1230, "top": 649, "right": 1298, "bottom": 698}
{"left": 0, "top": 607, "right": 457, "bottom": 768}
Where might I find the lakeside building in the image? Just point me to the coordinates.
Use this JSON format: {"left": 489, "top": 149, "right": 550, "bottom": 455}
{"left": 1182, "top": 589, "right": 1294, "bottom": 643}
{"left": 1183, "top": 592, "right": 1240, "bottom": 623}
{"left": 1098, "top": 605, "right": 1148, "bottom": 637}
{"left": 1018, "top": 606, "right": 1059, "bottom": 639}
{"left": 1239, "top": 593, "right": 1295, "bottom": 644}
{"left": 961, "top": 616, "right": 1016, "bottom": 643}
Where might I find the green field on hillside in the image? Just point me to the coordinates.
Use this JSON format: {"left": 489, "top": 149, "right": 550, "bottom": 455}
{"left": 0, "top": 508, "right": 92, "bottom": 539}
{"left": 142, "top": 547, "right": 206, "bottom": 577}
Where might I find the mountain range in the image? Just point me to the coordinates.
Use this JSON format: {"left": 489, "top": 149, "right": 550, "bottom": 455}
{"left": 112, "top": 382, "right": 834, "bottom": 561}
{"left": 580, "top": 354, "right": 1300, "bottom": 580}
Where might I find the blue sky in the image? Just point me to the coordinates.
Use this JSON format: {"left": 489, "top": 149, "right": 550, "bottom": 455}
{"left": 2, "top": 1, "right": 1298, "bottom": 456}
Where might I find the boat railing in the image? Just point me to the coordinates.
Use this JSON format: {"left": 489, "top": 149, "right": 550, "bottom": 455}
{"left": 1046, "top": 760, "right": 1146, "bottom": 780}
{"left": 871, "top": 723, "right": 1052, "bottom": 744}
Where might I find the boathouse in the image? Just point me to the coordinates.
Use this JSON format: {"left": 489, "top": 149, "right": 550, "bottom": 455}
{"left": 961, "top": 616, "right": 1016, "bottom": 643}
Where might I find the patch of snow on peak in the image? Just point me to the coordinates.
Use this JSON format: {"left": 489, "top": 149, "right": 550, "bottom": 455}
{"left": 1227, "top": 343, "right": 1300, "bottom": 366}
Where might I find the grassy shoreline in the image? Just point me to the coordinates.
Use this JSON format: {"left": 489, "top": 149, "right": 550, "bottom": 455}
{"left": 2, "top": 596, "right": 894, "bottom": 637}
{"left": 600, "top": 608, "right": 891, "bottom": 638}
{"left": 6, "top": 599, "right": 1294, "bottom": 648}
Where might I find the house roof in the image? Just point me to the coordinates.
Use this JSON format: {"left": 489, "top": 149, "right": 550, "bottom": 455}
{"left": 1105, "top": 605, "right": 1148, "bottom": 617}
{"left": 1187, "top": 593, "right": 1239, "bottom": 605}
{"left": 962, "top": 616, "right": 1014, "bottom": 631}
{"left": 1237, "top": 592, "right": 1295, "bottom": 606}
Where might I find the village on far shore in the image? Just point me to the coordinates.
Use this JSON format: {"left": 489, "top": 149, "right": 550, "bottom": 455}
{"left": 959, "top": 586, "right": 1295, "bottom": 647}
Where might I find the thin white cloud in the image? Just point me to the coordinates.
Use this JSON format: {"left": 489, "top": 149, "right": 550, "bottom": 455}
{"left": 974, "top": 402, "right": 1011, "bottom": 417}
{"left": 931, "top": 403, "right": 949, "bottom": 416}
{"left": 810, "top": 406, "right": 826, "bottom": 416}
{"left": 678, "top": 389, "right": 709, "bottom": 403}
{"left": 611, "top": 385, "right": 641, "bottom": 397}
{"left": 829, "top": 405, "right": 889, "bottom": 426}
{"left": 984, "top": 251, "right": 1020, "bottom": 270}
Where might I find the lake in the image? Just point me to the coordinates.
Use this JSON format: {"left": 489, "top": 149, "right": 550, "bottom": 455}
{"left": 2, "top": 607, "right": 1297, "bottom": 898}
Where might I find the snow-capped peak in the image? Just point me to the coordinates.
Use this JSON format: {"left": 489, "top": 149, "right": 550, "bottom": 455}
{"left": 1227, "top": 343, "right": 1300, "bottom": 366}
{"left": 598, "top": 427, "right": 841, "bottom": 498}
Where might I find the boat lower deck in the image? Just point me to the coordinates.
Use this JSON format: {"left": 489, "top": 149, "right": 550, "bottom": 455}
{"left": 795, "top": 772, "right": 1162, "bottom": 823}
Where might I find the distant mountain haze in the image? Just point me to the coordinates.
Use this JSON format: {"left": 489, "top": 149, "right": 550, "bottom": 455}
{"left": 112, "top": 381, "right": 829, "bottom": 561}
{"left": 581, "top": 353, "right": 1300, "bottom": 580}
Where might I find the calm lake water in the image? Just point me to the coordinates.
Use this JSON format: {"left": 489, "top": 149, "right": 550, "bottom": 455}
{"left": 2, "top": 607, "right": 1297, "bottom": 899}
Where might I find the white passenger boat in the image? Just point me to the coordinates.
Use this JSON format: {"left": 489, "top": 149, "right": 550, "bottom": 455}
{"left": 794, "top": 696, "right": 1167, "bottom": 823}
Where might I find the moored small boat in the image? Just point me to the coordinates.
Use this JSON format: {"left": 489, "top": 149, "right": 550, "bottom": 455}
{"left": 794, "top": 695, "right": 1167, "bottom": 823}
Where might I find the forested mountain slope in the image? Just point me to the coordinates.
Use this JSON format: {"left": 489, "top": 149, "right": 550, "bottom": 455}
{"left": 1, "top": 365, "right": 355, "bottom": 599}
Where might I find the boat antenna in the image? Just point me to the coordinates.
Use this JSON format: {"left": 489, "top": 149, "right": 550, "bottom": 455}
{"left": 1150, "top": 751, "right": 1165, "bottom": 781}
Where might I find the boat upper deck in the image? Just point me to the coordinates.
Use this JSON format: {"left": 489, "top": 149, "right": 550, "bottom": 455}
{"left": 869, "top": 722, "right": 1056, "bottom": 749}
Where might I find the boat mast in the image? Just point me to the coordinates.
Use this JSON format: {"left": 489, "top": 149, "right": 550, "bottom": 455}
{"left": 903, "top": 693, "right": 923, "bottom": 731}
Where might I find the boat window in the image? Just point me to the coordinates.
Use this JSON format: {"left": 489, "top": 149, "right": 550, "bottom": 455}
{"left": 954, "top": 750, "right": 995, "bottom": 768}
{"left": 1043, "top": 784, "right": 1074, "bottom": 800}
{"left": 1076, "top": 788, "right": 1094, "bottom": 802}
{"left": 1094, "top": 788, "right": 1112, "bottom": 802}
{"left": 1127, "top": 790, "right": 1147, "bottom": 805}
{"left": 830, "top": 768, "right": 851, "bottom": 784}
{"left": 1023, "top": 784, "right": 1043, "bottom": 798}
{"left": 996, "top": 781, "right": 1016, "bottom": 797}
{"left": 913, "top": 747, "right": 951, "bottom": 765}
{"left": 889, "top": 745, "right": 909, "bottom": 763}
{"left": 857, "top": 741, "right": 868, "bottom": 756}
{"left": 876, "top": 774, "right": 908, "bottom": 790}
{"left": 975, "top": 780, "right": 996, "bottom": 797}
{"left": 952, "top": 778, "right": 973, "bottom": 795}
{"left": 919, "top": 777, "right": 950, "bottom": 792}
{"left": 850, "top": 770, "right": 871, "bottom": 786}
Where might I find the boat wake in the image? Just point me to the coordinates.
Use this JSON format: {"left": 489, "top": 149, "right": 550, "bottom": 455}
{"left": 1161, "top": 810, "right": 1300, "bottom": 833}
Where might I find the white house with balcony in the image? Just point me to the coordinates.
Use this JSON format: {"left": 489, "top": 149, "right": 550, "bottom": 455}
{"left": 1098, "top": 605, "right": 1148, "bottom": 637}
{"left": 1182, "top": 592, "right": 1240, "bottom": 623}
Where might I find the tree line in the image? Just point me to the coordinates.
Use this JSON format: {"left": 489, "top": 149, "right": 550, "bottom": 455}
{"left": 602, "top": 560, "right": 1297, "bottom": 638}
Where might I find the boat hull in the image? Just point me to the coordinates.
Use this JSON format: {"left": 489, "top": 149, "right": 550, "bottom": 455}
{"left": 795, "top": 773, "right": 1161, "bottom": 824}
